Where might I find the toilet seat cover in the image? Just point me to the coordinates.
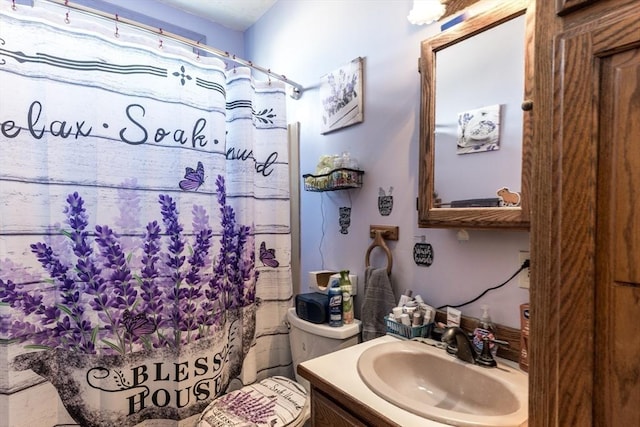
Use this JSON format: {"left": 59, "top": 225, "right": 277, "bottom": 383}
{"left": 197, "top": 376, "right": 308, "bottom": 427}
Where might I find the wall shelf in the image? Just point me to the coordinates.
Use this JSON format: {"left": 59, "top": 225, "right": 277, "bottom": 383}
{"left": 303, "top": 168, "right": 364, "bottom": 192}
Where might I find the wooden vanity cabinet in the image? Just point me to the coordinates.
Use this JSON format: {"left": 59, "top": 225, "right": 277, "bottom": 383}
{"left": 310, "top": 389, "right": 367, "bottom": 427}
{"left": 531, "top": 0, "right": 640, "bottom": 426}
{"left": 297, "top": 364, "right": 399, "bottom": 427}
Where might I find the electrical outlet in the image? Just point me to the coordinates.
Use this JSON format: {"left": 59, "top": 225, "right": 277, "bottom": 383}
{"left": 519, "top": 251, "right": 530, "bottom": 289}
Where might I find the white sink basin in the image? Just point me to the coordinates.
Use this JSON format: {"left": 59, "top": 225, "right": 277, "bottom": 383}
{"left": 357, "top": 339, "right": 528, "bottom": 427}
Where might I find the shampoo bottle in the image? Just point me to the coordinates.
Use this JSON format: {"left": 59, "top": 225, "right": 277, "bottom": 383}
{"left": 340, "top": 270, "right": 354, "bottom": 324}
{"left": 473, "top": 305, "right": 498, "bottom": 357}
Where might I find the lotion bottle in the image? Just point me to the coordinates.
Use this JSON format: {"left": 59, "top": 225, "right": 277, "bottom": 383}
{"left": 473, "top": 305, "right": 498, "bottom": 357}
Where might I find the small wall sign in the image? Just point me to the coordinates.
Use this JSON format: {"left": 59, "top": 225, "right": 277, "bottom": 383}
{"left": 339, "top": 206, "right": 351, "bottom": 234}
{"left": 413, "top": 242, "right": 434, "bottom": 267}
{"left": 378, "top": 187, "right": 393, "bottom": 216}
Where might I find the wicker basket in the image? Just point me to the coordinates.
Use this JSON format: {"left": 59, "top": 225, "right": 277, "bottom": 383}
{"left": 303, "top": 168, "right": 364, "bottom": 192}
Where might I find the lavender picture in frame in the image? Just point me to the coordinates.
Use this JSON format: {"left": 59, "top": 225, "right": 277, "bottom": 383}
{"left": 456, "top": 104, "right": 501, "bottom": 154}
{"left": 320, "top": 57, "right": 364, "bottom": 134}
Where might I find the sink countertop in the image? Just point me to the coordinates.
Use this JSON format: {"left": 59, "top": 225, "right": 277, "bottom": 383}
{"left": 299, "top": 334, "right": 449, "bottom": 426}
{"left": 299, "top": 334, "right": 529, "bottom": 427}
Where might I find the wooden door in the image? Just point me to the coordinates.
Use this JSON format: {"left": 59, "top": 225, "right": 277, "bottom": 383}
{"left": 595, "top": 41, "right": 640, "bottom": 426}
{"left": 531, "top": 1, "right": 640, "bottom": 426}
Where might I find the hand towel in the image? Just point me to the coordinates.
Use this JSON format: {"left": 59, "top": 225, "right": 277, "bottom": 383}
{"left": 361, "top": 266, "right": 397, "bottom": 341}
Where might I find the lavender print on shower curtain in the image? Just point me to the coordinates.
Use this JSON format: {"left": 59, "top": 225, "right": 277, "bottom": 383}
{"left": 0, "top": 3, "right": 292, "bottom": 427}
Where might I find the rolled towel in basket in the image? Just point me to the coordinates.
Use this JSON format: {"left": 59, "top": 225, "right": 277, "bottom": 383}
{"left": 361, "top": 266, "right": 397, "bottom": 341}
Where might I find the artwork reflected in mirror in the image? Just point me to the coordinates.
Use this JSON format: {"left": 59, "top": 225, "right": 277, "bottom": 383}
{"left": 457, "top": 104, "right": 501, "bottom": 155}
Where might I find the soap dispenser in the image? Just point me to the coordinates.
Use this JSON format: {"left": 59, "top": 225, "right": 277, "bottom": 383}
{"left": 472, "top": 305, "right": 498, "bottom": 357}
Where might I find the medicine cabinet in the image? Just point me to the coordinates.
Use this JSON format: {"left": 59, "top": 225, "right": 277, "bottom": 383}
{"left": 417, "top": 0, "right": 534, "bottom": 229}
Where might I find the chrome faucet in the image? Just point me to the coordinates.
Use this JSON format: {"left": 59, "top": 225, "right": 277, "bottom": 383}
{"left": 441, "top": 327, "right": 477, "bottom": 364}
{"left": 441, "top": 326, "right": 508, "bottom": 367}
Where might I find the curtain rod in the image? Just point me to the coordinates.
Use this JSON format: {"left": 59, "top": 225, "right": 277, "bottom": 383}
{"left": 42, "top": 0, "right": 303, "bottom": 99}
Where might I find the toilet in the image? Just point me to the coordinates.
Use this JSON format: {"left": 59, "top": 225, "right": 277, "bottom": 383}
{"left": 197, "top": 307, "right": 362, "bottom": 427}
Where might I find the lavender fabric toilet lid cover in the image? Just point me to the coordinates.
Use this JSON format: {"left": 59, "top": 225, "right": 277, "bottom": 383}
{"left": 197, "top": 376, "right": 308, "bottom": 427}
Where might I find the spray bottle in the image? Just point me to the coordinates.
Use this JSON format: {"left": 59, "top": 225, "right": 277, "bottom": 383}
{"left": 328, "top": 280, "right": 343, "bottom": 327}
{"left": 340, "top": 270, "right": 354, "bottom": 324}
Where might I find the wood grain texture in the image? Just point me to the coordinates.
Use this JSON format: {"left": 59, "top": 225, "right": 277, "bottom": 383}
{"left": 530, "top": 0, "right": 562, "bottom": 424}
{"left": 298, "top": 365, "right": 401, "bottom": 427}
{"left": 531, "top": 2, "right": 640, "bottom": 427}
{"left": 441, "top": 0, "right": 480, "bottom": 21}
{"left": 595, "top": 44, "right": 640, "bottom": 426}
{"left": 556, "top": 31, "right": 597, "bottom": 427}
{"left": 311, "top": 389, "right": 367, "bottom": 427}
{"left": 555, "top": 0, "right": 598, "bottom": 16}
{"left": 609, "top": 50, "right": 640, "bottom": 286}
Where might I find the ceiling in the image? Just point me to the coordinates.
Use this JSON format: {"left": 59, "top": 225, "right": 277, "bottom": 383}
{"left": 155, "top": 0, "right": 278, "bottom": 31}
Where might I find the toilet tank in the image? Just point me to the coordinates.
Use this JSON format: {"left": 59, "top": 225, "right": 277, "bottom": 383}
{"left": 286, "top": 307, "right": 361, "bottom": 388}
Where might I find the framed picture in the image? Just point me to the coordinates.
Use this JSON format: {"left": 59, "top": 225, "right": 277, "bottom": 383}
{"left": 456, "top": 104, "right": 501, "bottom": 154}
{"left": 320, "top": 57, "right": 364, "bottom": 134}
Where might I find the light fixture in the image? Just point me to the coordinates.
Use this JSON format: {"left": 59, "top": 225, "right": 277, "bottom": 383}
{"left": 407, "top": 0, "right": 446, "bottom": 25}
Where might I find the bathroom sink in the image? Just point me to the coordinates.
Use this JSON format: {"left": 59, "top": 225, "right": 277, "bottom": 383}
{"left": 357, "top": 339, "right": 528, "bottom": 427}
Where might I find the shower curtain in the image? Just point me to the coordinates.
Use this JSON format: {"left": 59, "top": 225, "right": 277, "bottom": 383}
{"left": 0, "top": 2, "right": 293, "bottom": 426}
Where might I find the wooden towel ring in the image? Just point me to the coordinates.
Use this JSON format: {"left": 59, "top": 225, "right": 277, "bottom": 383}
{"left": 365, "top": 230, "right": 393, "bottom": 275}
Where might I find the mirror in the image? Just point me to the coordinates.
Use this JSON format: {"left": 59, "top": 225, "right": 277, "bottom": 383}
{"left": 418, "top": 0, "right": 533, "bottom": 229}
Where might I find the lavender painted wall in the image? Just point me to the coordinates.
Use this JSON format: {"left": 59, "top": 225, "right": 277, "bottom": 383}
{"left": 245, "top": 0, "right": 530, "bottom": 327}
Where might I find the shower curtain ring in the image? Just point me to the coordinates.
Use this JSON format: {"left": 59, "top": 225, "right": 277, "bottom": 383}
{"left": 158, "top": 28, "right": 164, "bottom": 49}
{"left": 64, "top": 0, "right": 70, "bottom": 23}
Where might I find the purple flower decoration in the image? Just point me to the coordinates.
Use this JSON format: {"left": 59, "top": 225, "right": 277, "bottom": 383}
{"left": 1, "top": 177, "right": 255, "bottom": 354}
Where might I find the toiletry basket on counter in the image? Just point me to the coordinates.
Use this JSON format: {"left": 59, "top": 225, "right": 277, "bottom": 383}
{"left": 385, "top": 316, "right": 433, "bottom": 340}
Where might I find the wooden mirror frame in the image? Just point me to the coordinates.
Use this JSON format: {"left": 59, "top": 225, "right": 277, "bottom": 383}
{"left": 417, "top": 0, "right": 534, "bottom": 230}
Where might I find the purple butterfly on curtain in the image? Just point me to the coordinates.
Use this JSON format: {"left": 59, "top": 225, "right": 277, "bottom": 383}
{"left": 259, "top": 241, "right": 279, "bottom": 268}
{"left": 179, "top": 161, "right": 205, "bottom": 191}
{"left": 122, "top": 309, "right": 156, "bottom": 337}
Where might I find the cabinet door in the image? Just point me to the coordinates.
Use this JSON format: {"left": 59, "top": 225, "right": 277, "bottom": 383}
{"left": 311, "top": 390, "right": 367, "bottom": 427}
{"left": 595, "top": 36, "right": 640, "bottom": 427}
{"left": 532, "top": 2, "right": 640, "bottom": 427}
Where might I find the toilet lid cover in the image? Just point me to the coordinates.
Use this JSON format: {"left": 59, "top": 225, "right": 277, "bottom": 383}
{"left": 197, "top": 376, "right": 308, "bottom": 427}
